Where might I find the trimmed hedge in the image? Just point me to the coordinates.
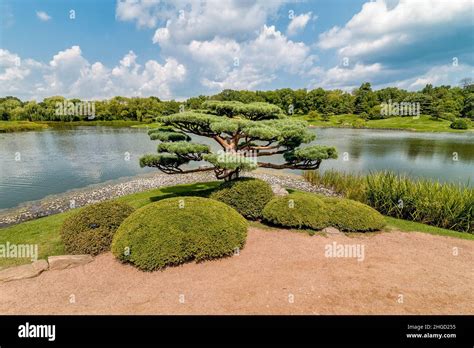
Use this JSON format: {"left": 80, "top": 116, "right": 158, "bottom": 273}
{"left": 322, "top": 197, "right": 386, "bottom": 232}
{"left": 60, "top": 201, "right": 135, "bottom": 256}
{"left": 262, "top": 192, "right": 330, "bottom": 230}
{"left": 111, "top": 197, "right": 248, "bottom": 271}
{"left": 210, "top": 178, "right": 274, "bottom": 220}
{"left": 262, "top": 192, "right": 386, "bottom": 232}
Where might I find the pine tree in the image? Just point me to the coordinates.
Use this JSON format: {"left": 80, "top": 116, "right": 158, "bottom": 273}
{"left": 140, "top": 101, "right": 337, "bottom": 181}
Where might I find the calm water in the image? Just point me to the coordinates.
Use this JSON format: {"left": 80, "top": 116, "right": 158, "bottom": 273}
{"left": 0, "top": 127, "right": 472, "bottom": 210}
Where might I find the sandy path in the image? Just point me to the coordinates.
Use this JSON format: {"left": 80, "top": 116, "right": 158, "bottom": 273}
{"left": 0, "top": 228, "right": 472, "bottom": 314}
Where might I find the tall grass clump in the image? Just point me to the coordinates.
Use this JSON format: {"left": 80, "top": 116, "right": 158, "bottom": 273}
{"left": 304, "top": 170, "right": 473, "bottom": 233}
{"left": 366, "top": 172, "right": 473, "bottom": 233}
{"left": 303, "top": 170, "right": 366, "bottom": 201}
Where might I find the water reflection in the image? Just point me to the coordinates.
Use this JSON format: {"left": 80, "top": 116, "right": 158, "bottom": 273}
{"left": 0, "top": 127, "right": 472, "bottom": 210}
{"left": 313, "top": 128, "right": 473, "bottom": 184}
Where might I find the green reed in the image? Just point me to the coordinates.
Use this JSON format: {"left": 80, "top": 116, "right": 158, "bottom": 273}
{"left": 304, "top": 170, "right": 473, "bottom": 233}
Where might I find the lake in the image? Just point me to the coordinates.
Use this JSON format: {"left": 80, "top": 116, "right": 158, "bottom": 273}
{"left": 0, "top": 127, "right": 472, "bottom": 210}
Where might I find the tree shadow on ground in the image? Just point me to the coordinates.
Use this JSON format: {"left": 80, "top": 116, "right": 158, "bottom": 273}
{"left": 149, "top": 182, "right": 221, "bottom": 203}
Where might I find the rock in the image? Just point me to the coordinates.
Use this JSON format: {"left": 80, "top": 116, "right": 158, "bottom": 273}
{"left": 271, "top": 184, "right": 289, "bottom": 196}
{"left": 48, "top": 255, "right": 93, "bottom": 270}
{"left": 0, "top": 171, "right": 338, "bottom": 227}
{"left": 0, "top": 260, "right": 48, "bottom": 282}
{"left": 322, "top": 227, "right": 344, "bottom": 236}
{"left": 33, "top": 259, "right": 49, "bottom": 271}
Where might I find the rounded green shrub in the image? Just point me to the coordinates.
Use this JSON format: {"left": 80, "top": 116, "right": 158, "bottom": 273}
{"left": 321, "top": 197, "right": 386, "bottom": 232}
{"left": 111, "top": 197, "right": 248, "bottom": 271}
{"left": 60, "top": 201, "right": 135, "bottom": 256}
{"left": 450, "top": 119, "right": 469, "bottom": 130}
{"left": 262, "top": 192, "right": 330, "bottom": 230}
{"left": 210, "top": 178, "right": 274, "bottom": 220}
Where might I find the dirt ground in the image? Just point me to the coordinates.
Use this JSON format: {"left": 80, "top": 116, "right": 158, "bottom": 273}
{"left": 0, "top": 228, "right": 472, "bottom": 314}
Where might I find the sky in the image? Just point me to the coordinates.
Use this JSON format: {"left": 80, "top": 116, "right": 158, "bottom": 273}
{"left": 0, "top": 0, "right": 473, "bottom": 101}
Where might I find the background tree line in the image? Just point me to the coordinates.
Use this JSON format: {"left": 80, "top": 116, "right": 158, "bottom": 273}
{"left": 0, "top": 96, "right": 181, "bottom": 122}
{"left": 1, "top": 80, "right": 473, "bottom": 122}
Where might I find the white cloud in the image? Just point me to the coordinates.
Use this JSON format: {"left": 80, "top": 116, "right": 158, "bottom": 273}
{"left": 318, "top": 0, "right": 472, "bottom": 59}
{"left": 117, "top": 1, "right": 317, "bottom": 93}
{"left": 11, "top": 0, "right": 469, "bottom": 100}
{"left": 152, "top": 22, "right": 170, "bottom": 44}
{"left": 287, "top": 12, "right": 312, "bottom": 36}
{"left": 115, "top": 0, "right": 162, "bottom": 28}
{"left": 202, "top": 65, "right": 275, "bottom": 90}
{"left": 310, "top": 62, "right": 385, "bottom": 90}
{"left": 116, "top": 0, "right": 284, "bottom": 45}
{"left": 159, "top": 0, "right": 283, "bottom": 45}
{"left": 3, "top": 24, "right": 317, "bottom": 99}
{"left": 0, "top": 49, "right": 22, "bottom": 77}
{"left": 68, "top": 62, "right": 114, "bottom": 100}
{"left": 36, "top": 11, "right": 51, "bottom": 22}
{"left": 309, "top": 61, "right": 474, "bottom": 91}
{"left": 44, "top": 46, "right": 90, "bottom": 93}
{"left": 0, "top": 49, "right": 46, "bottom": 95}
{"left": 402, "top": 64, "right": 473, "bottom": 89}
{"left": 109, "top": 51, "right": 186, "bottom": 97}
{"left": 0, "top": 47, "right": 186, "bottom": 100}
{"left": 187, "top": 25, "right": 314, "bottom": 91}
{"left": 188, "top": 37, "right": 240, "bottom": 78}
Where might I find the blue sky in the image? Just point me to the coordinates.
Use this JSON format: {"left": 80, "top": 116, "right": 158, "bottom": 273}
{"left": 1, "top": 0, "right": 473, "bottom": 100}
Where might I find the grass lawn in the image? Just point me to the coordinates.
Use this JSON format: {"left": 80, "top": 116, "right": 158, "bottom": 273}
{"left": 0, "top": 121, "right": 49, "bottom": 133}
{"left": 0, "top": 120, "right": 150, "bottom": 132}
{"left": 295, "top": 114, "right": 473, "bottom": 133}
{"left": 1, "top": 180, "right": 471, "bottom": 269}
{"left": 383, "top": 217, "right": 474, "bottom": 240}
{"left": 0, "top": 181, "right": 220, "bottom": 268}
{"left": 40, "top": 120, "right": 145, "bottom": 128}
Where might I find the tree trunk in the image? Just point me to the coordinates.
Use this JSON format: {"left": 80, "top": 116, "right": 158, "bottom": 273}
{"left": 224, "top": 169, "right": 240, "bottom": 181}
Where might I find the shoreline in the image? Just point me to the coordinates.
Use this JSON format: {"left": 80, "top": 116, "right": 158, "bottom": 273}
{"left": 306, "top": 124, "right": 474, "bottom": 134}
{"left": 0, "top": 169, "right": 336, "bottom": 228}
{"left": 2, "top": 120, "right": 472, "bottom": 134}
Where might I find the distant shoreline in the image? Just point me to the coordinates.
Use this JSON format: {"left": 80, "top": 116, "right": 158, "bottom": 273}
{"left": 2, "top": 117, "right": 473, "bottom": 134}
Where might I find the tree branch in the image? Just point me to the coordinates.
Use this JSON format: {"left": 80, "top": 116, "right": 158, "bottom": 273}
{"left": 249, "top": 144, "right": 280, "bottom": 150}
{"left": 257, "top": 159, "right": 322, "bottom": 170}
{"left": 256, "top": 149, "right": 287, "bottom": 157}
{"left": 213, "top": 135, "right": 232, "bottom": 150}
{"left": 157, "top": 166, "right": 215, "bottom": 175}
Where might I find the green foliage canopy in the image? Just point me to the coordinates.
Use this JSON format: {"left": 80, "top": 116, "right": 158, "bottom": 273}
{"left": 140, "top": 101, "right": 337, "bottom": 180}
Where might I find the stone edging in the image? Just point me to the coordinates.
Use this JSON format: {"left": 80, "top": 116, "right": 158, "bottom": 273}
{"left": 0, "top": 170, "right": 337, "bottom": 227}
{"left": 0, "top": 255, "right": 93, "bottom": 282}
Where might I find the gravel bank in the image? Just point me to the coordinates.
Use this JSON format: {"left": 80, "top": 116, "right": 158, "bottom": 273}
{"left": 0, "top": 170, "right": 336, "bottom": 227}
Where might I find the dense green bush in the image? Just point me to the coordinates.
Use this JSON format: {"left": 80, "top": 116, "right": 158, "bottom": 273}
{"left": 210, "top": 178, "right": 274, "bottom": 219}
{"left": 441, "top": 112, "right": 457, "bottom": 122}
{"left": 450, "top": 119, "right": 469, "bottom": 129}
{"left": 322, "top": 197, "right": 386, "bottom": 231}
{"left": 352, "top": 118, "right": 366, "bottom": 128}
{"left": 262, "top": 192, "right": 329, "bottom": 230}
{"left": 307, "top": 110, "right": 320, "bottom": 120}
{"left": 60, "top": 201, "right": 135, "bottom": 256}
{"left": 111, "top": 197, "right": 248, "bottom": 271}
